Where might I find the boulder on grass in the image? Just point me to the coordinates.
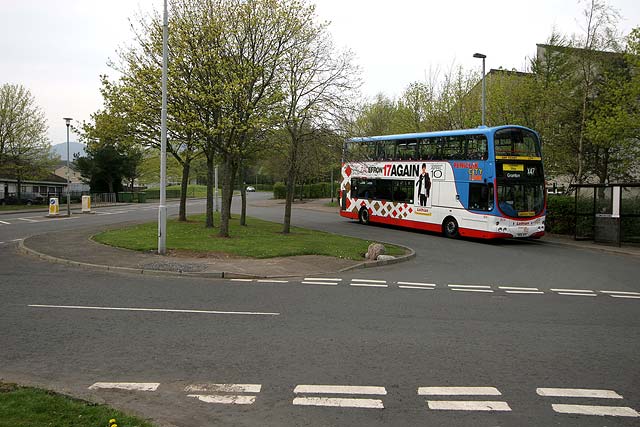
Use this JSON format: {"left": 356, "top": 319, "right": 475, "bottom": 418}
{"left": 365, "top": 243, "right": 385, "bottom": 260}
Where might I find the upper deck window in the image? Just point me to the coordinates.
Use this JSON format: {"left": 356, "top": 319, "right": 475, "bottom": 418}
{"left": 494, "top": 128, "right": 540, "bottom": 158}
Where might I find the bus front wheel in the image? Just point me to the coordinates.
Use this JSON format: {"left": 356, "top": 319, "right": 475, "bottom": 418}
{"left": 443, "top": 217, "right": 459, "bottom": 238}
{"left": 359, "top": 208, "right": 370, "bottom": 225}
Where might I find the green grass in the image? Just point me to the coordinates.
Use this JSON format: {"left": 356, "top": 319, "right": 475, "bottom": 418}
{"left": 0, "top": 382, "right": 153, "bottom": 427}
{"left": 94, "top": 213, "right": 405, "bottom": 260}
{"left": 0, "top": 204, "right": 46, "bottom": 212}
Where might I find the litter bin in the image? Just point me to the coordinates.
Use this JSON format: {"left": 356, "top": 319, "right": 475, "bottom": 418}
{"left": 137, "top": 192, "right": 146, "bottom": 203}
{"left": 119, "top": 192, "right": 133, "bottom": 203}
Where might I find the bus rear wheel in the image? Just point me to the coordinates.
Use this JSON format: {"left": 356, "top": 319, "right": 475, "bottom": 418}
{"left": 443, "top": 217, "right": 459, "bottom": 238}
{"left": 358, "top": 208, "right": 370, "bottom": 225}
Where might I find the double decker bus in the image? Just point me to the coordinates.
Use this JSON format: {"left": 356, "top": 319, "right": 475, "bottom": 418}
{"left": 339, "top": 125, "right": 546, "bottom": 239}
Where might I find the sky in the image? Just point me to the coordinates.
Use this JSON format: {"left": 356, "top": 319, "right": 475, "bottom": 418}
{"left": 1, "top": 0, "right": 639, "bottom": 146}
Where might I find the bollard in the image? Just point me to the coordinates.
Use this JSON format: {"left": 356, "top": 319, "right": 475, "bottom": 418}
{"left": 82, "top": 195, "right": 92, "bottom": 213}
{"left": 48, "top": 197, "right": 59, "bottom": 216}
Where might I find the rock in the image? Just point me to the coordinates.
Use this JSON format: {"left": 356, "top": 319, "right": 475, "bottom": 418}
{"left": 366, "top": 243, "right": 385, "bottom": 260}
{"left": 376, "top": 254, "right": 395, "bottom": 261}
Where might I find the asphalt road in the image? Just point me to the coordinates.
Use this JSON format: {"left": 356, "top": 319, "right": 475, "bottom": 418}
{"left": 1, "top": 193, "right": 639, "bottom": 426}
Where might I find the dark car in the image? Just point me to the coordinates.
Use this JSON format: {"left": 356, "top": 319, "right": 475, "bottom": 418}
{"left": 0, "top": 194, "right": 45, "bottom": 206}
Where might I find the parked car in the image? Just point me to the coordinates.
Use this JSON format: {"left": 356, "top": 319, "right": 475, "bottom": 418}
{"left": 246, "top": 186, "right": 256, "bottom": 192}
{"left": 0, "top": 195, "right": 45, "bottom": 206}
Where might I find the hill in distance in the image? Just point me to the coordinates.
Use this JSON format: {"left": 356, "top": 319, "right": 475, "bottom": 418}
{"left": 50, "top": 141, "right": 86, "bottom": 161}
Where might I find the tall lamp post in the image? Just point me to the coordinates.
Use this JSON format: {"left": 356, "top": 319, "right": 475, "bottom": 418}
{"left": 63, "top": 117, "right": 73, "bottom": 216}
{"left": 473, "top": 53, "right": 486, "bottom": 126}
{"left": 158, "top": 0, "right": 168, "bottom": 255}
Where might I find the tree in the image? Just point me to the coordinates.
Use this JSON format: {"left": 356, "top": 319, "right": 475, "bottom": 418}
{"left": 278, "top": 9, "right": 359, "bottom": 233}
{"left": 76, "top": 110, "right": 144, "bottom": 193}
{"left": 0, "top": 84, "right": 55, "bottom": 200}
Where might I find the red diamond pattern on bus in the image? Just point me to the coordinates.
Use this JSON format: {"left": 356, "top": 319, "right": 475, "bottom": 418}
{"left": 408, "top": 207, "right": 413, "bottom": 214}
{"left": 360, "top": 201, "right": 366, "bottom": 207}
{"left": 345, "top": 165, "right": 352, "bottom": 177}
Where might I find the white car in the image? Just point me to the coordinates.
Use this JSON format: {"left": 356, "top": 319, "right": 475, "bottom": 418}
{"left": 246, "top": 186, "right": 256, "bottom": 192}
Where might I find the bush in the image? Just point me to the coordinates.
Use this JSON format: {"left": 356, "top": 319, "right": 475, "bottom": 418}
{"left": 546, "top": 195, "right": 575, "bottom": 235}
{"left": 273, "top": 182, "right": 286, "bottom": 199}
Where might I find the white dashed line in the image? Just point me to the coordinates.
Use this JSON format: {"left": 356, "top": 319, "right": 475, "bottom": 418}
{"left": 399, "top": 285, "right": 435, "bottom": 290}
{"left": 188, "top": 394, "right": 256, "bottom": 405}
{"left": 505, "top": 290, "right": 545, "bottom": 294}
{"left": 418, "top": 387, "right": 501, "bottom": 396}
{"left": 293, "top": 397, "right": 384, "bottom": 409}
{"left": 451, "top": 289, "right": 494, "bottom": 293}
{"left": 550, "top": 289, "right": 595, "bottom": 293}
{"left": 17, "top": 217, "right": 39, "bottom": 222}
{"left": 610, "top": 295, "right": 640, "bottom": 299}
{"left": 304, "top": 278, "right": 342, "bottom": 282}
{"left": 302, "top": 281, "right": 339, "bottom": 286}
{"left": 397, "top": 281, "right": 436, "bottom": 287}
{"left": 427, "top": 400, "right": 512, "bottom": 411}
{"left": 556, "top": 292, "right": 597, "bottom": 297}
{"left": 551, "top": 404, "right": 639, "bottom": 417}
{"left": 257, "top": 279, "right": 289, "bottom": 283}
{"left": 231, "top": 279, "right": 253, "bottom": 282}
{"left": 448, "top": 284, "right": 492, "bottom": 289}
{"left": 499, "top": 286, "right": 540, "bottom": 291}
{"left": 293, "top": 384, "right": 386, "bottom": 409}
{"left": 89, "top": 382, "right": 160, "bottom": 391}
{"left": 185, "top": 384, "right": 262, "bottom": 393}
{"left": 0, "top": 220, "right": 10, "bottom": 225}
{"left": 600, "top": 290, "right": 640, "bottom": 295}
{"left": 536, "top": 388, "right": 623, "bottom": 399}
{"left": 352, "top": 279, "right": 387, "bottom": 284}
{"left": 294, "top": 385, "right": 386, "bottom": 395}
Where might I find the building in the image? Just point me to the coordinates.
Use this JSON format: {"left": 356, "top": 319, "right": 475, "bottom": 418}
{"left": 0, "top": 173, "right": 68, "bottom": 201}
{"left": 53, "top": 162, "right": 90, "bottom": 193}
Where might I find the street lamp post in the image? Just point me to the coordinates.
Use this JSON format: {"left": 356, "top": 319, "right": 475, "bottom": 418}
{"left": 473, "top": 53, "right": 486, "bottom": 126}
{"left": 158, "top": 0, "right": 168, "bottom": 255}
{"left": 63, "top": 117, "right": 72, "bottom": 216}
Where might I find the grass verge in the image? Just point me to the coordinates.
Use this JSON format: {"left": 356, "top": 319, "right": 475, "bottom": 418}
{"left": 0, "top": 205, "right": 46, "bottom": 212}
{"left": 0, "top": 382, "right": 153, "bottom": 427}
{"left": 93, "top": 213, "right": 405, "bottom": 260}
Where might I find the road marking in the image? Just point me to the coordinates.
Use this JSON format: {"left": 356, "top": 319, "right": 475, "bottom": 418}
{"left": 293, "top": 397, "right": 384, "bottom": 409}
{"left": 427, "top": 400, "right": 512, "bottom": 411}
{"left": 550, "top": 288, "right": 595, "bottom": 293}
{"left": 28, "top": 304, "right": 279, "bottom": 316}
{"left": 231, "top": 279, "right": 253, "bottom": 282}
{"left": 294, "top": 385, "right": 387, "bottom": 395}
{"left": 551, "top": 404, "right": 639, "bottom": 417}
{"left": 397, "top": 281, "right": 436, "bottom": 287}
{"left": 557, "top": 292, "right": 597, "bottom": 297}
{"left": 536, "top": 388, "right": 622, "bottom": 399}
{"left": 351, "top": 278, "right": 387, "bottom": 284}
{"left": 185, "top": 384, "right": 262, "bottom": 393}
{"left": 0, "top": 242, "right": 4, "bottom": 244}
{"left": 505, "top": 290, "right": 545, "bottom": 294}
{"left": 302, "top": 281, "right": 339, "bottom": 286}
{"left": 451, "top": 289, "right": 494, "bottom": 293}
{"left": 257, "top": 279, "right": 289, "bottom": 283}
{"left": 304, "top": 278, "right": 342, "bottom": 282}
{"left": 610, "top": 295, "right": 640, "bottom": 299}
{"left": 188, "top": 394, "right": 256, "bottom": 405}
{"left": 448, "top": 284, "right": 492, "bottom": 289}
{"left": 418, "top": 387, "right": 501, "bottom": 396}
{"left": 17, "top": 217, "right": 40, "bottom": 222}
{"left": 89, "top": 382, "right": 160, "bottom": 391}
{"left": 399, "top": 285, "right": 435, "bottom": 290}
{"left": 600, "top": 290, "right": 640, "bottom": 295}
{"left": 0, "top": 220, "right": 10, "bottom": 225}
{"left": 350, "top": 283, "right": 388, "bottom": 288}
{"left": 499, "top": 286, "right": 539, "bottom": 291}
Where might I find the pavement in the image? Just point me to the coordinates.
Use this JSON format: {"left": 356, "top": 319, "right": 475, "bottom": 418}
{"left": 17, "top": 197, "right": 640, "bottom": 280}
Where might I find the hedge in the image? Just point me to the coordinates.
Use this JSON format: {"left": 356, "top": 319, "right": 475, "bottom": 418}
{"left": 545, "top": 195, "right": 575, "bottom": 235}
{"left": 272, "top": 181, "right": 339, "bottom": 200}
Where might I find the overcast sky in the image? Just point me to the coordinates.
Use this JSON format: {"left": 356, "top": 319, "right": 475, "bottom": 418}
{"left": 1, "top": 0, "right": 639, "bottom": 145}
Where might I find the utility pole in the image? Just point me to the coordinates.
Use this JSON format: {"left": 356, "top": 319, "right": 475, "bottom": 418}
{"left": 473, "top": 53, "right": 487, "bottom": 126}
{"left": 63, "top": 117, "right": 72, "bottom": 216}
{"left": 158, "top": 0, "right": 168, "bottom": 255}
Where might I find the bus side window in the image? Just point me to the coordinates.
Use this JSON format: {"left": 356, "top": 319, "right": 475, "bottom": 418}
{"left": 469, "top": 183, "right": 493, "bottom": 211}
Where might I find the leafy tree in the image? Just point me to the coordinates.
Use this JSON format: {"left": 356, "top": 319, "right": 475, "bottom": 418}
{"left": 0, "top": 84, "right": 55, "bottom": 200}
